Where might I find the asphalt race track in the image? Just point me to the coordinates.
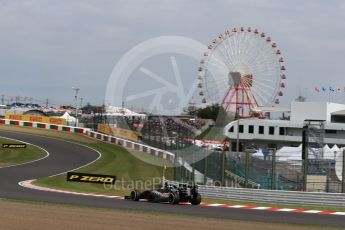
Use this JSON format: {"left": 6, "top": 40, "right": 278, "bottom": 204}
{"left": 0, "top": 130, "right": 344, "bottom": 228}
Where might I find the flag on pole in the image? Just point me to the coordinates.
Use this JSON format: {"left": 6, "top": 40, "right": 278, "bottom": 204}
{"left": 322, "top": 86, "right": 327, "bottom": 92}
{"left": 314, "top": 87, "right": 320, "bottom": 93}
{"left": 329, "top": 86, "right": 335, "bottom": 92}
{"left": 337, "top": 87, "right": 342, "bottom": 92}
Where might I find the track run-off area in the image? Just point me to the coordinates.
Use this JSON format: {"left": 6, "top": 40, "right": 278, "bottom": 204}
{"left": 0, "top": 129, "right": 344, "bottom": 228}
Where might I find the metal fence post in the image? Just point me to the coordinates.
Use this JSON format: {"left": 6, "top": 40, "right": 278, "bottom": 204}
{"left": 302, "top": 126, "right": 308, "bottom": 192}
{"left": 192, "top": 149, "right": 195, "bottom": 184}
{"left": 271, "top": 149, "right": 276, "bottom": 190}
{"left": 174, "top": 152, "right": 178, "bottom": 181}
{"left": 341, "top": 150, "right": 345, "bottom": 193}
{"left": 221, "top": 150, "right": 226, "bottom": 187}
{"left": 204, "top": 149, "right": 208, "bottom": 185}
{"left": 244, "top": 151, "right": 249, "bottom": 188}
{"left": 302, "top": 150, "right": 308, "bottom": 192}
{"left": 180, "top": 157, "right": 184, "bottom": 182}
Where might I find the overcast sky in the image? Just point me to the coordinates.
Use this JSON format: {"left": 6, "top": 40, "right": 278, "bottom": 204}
{"left": 0, "top": 0, "right": 344, "bottom": 109}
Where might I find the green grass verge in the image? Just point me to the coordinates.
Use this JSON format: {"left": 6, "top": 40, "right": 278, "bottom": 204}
{"left": 34, "top": 142, "right": 173, "bottom": 195}
{"left": 0, "top": 137, "right": 47, "bottom": 167}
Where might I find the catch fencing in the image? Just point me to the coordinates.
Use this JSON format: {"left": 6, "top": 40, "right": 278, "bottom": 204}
{"left": 165, "top": 179, "right": 345, "bottom": 207}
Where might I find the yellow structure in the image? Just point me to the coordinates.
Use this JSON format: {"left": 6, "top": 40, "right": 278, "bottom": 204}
{"left": 97, "top": 124, "right": 141, "bottom": 142}
{"left": 5, "top": 114, "right": 66, "bottom": 125}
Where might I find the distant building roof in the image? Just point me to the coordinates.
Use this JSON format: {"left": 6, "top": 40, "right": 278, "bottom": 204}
{"left": 105, "top": 106, "right": 146, "bottom": 117}
{"left": 252, "top": 106, "right": 290, "bottom": 113}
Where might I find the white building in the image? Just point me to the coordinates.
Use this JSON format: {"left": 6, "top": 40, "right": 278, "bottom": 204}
{"left": 224, "top": 102, "right": 345, "bottom": 149}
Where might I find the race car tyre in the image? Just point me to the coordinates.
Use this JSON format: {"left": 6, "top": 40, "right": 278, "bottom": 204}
{"left": 130, "top": 190, "right": 140, "bottom": 201}
{"left": 168, "top": 192, "right": 180, "bottom": 204}
{"left": 190, "top": 193, "right": 201, "bottom": 205}
{"left": 149, "top": 191, "right": 161, "bottom": 203}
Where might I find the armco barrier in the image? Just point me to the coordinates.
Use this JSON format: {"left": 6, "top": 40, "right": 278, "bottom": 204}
{"left": 0, "top": 119, "right": 174, "bottom": 162}
{"left": 0, "top": 119, "right": 85, "bottom": 134}
{"left": 165, "top": 180, "right": 345, "bottom": 207}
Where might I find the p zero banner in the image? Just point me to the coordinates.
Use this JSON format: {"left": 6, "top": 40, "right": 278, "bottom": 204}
{"left": 5, "top": 114, "right": 66, "bottom": 125}
{"left": 67, "top": 172, "right": 116, "bottom": 184}
{"left": 97, "top": 124, "right": 142, "bottom": 142}
{"left": 2, "top": 143, "right": 27, "bottom": 148}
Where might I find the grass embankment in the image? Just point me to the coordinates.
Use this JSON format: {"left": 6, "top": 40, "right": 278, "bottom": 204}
{"left": 0, "top": 124, "right": 173, "bottom": 195}
{"left": 33, "top": 141, "right": 173, "bottom": 196}
{"left": 0, "top": 137, "right": 47, "bottom": 167}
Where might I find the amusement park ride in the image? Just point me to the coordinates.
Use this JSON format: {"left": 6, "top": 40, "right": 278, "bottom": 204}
{"left": 197, "top": 27, "right": 286, "bottom": 118}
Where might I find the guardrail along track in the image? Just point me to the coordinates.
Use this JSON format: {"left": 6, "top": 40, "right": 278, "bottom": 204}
{"left": 165, "top": 180, "right": 345, "bottom": 207}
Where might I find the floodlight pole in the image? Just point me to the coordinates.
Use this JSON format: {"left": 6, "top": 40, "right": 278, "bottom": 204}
{"left": 72, "top": 87, "right": 80, "bottom": 127}
{"left": 80, "top": 97, "right": 84, "bottom": 108}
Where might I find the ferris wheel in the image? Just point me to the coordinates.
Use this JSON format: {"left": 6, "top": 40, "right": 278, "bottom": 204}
{"left": 198, "top": 27, "right": 286, "bottom": 117}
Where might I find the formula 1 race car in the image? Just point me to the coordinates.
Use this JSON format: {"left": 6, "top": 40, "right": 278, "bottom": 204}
{"left": 127, "top": 183, "right": 202, "bottom": 205}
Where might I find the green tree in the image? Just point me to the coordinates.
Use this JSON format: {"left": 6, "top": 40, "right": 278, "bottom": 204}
{"left": 196, "top": 104, "right": 234, "bottom": 126}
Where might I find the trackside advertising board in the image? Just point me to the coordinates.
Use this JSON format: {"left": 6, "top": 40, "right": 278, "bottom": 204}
{"left": 2, "top": 143, "right": 27, "bottom": 148}
{"left": 5, "top": 114, "right": 66, "bottom": 125}
{"left": 67, "top": 172, "right": 116, "bottom": 184}
{"left": 97, "top": 124, "right": 142, "bottom": 142}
